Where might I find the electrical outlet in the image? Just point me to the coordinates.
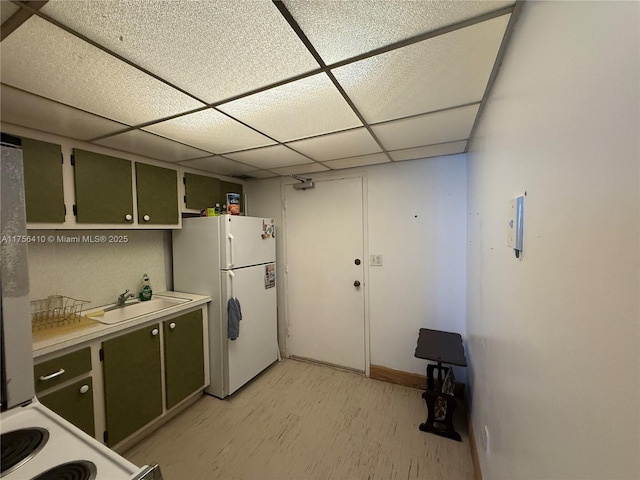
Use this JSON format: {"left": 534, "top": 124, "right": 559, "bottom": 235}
{"left": 370, "top": 254, "right": 383, "bottom": 266}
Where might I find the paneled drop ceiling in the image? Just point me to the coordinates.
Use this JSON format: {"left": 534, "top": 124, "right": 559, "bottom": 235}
{"left": 0, "top": 0, "right": 519, "bottom": 179}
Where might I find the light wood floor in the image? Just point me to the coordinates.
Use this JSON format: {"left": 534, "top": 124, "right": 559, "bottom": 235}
{"left": 123, "top": 359, "right": 474, "bottom": 480}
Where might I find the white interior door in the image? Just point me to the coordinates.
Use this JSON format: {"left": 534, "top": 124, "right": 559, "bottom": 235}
{"left": 285, "top": 177, "right": 365, "bottom": 371}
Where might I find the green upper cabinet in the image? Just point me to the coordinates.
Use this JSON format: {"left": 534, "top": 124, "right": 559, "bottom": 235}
{"left": 219, "top": 180, "right": 244, "bottom": 213}
{"left": 135, "top": 163, "right": 179, "bottom": 225}
{"left": 183, "top": 173, "right": 244, "bottom": 212}
{"left": 21, "top": 137, "right": 65, "bottom": 223}
{"left": 163, "top": 310, "right": 205, "bottom": 409}
{"left": 73, "top": 149, "right": 134, "bottom": 224}
{"left": 184, "top": 173, "right": 220, "bottom": 210}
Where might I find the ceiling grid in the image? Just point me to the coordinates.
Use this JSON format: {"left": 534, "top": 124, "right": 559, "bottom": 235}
{"left": 0, "top": 0, "right": 520, "bottom": 179}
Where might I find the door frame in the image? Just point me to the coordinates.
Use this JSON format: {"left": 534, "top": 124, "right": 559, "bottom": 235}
{"left": 280, "top": 172, "right": 370, "bottom": 376}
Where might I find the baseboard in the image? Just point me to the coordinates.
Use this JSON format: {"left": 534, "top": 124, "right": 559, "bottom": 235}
{"left": 370, "top": 364, "right": 426, "bottom": 389}
{"left": 466, "top": 406, "right": 483, "bottom": 480}
{"left": 369, "top": 364, "right": 465, "bottom": 398}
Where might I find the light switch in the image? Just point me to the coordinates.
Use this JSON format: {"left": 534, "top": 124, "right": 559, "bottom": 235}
{"left": 370, "top": 254, "right": 383, "bottom": 266}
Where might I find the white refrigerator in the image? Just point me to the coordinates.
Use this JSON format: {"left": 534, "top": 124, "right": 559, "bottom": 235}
{"left": 172, "top": 215, "right": 278, "bottom": 398}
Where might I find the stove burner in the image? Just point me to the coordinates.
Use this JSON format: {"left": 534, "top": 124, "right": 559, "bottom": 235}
{"left": 30, "top": 460, "right": 97, "bottom": 480}
{"left": 1, "top": 427, "right": 49, "bottom": 476}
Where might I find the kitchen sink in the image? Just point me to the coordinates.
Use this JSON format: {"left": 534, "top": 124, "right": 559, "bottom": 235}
{"left": 87, "top": 296, "right": 191, "bottom": 325}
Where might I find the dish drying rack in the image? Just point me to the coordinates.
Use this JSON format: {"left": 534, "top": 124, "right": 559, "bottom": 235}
{"left": 31, "top": 295, "right": 90, "bottom": 331}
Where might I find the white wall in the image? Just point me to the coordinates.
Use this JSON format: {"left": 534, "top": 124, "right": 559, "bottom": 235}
{"left": 246, "top": 155, "right": 467, "bottom": 377}
{"left": 466, "top": 2, "right": 639, "bottom": 479}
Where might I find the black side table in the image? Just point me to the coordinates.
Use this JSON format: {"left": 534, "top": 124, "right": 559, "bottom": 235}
{"left": 414, "top": 328, "right": 467, "bottom": 441}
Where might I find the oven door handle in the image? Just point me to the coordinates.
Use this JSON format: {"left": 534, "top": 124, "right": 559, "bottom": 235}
{"left": 39, "top": 368, "right": 65, "bottom": 381}
{"left": 132, "top": 464, "right": 163, "bottom": 480}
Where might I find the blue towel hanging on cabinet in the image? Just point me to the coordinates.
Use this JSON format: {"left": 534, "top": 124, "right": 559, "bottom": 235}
{"left": 228, "top": 298, "right": 242, "bottom": 340}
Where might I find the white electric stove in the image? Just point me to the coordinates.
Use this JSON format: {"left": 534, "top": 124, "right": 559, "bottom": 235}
{"left": 0, "top": 398, "right": 160, "bottom": 480}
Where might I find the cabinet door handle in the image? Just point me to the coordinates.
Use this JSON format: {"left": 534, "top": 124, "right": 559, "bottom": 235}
{"left": 143, "top": 214, "right": 150, "bottom": 222}
{"left": 151, "top": 328, "right": 159, "bottom": 336}
{"left": 169, "top": 322, "right": 176, "bottom": 330}
{"left": 125, "top": 214, "right": 133, "bottom": 221}
{"left": 79, "top": 384, "right": 90, "bottom": 394}
{"left": 39, "top": 368, "right": 65, "bottom": 381}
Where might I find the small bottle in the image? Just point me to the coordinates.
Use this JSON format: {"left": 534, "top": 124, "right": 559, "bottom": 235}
{"left": 139, "top": 273, "right": 153, "bottom": 301}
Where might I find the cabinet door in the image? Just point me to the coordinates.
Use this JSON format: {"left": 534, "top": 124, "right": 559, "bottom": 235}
{"left": 39, "top": 377, "right": 95, "bottom": 437}
{"left": 73, "top": 149, "right": 133, "bottom": 224}
{"left": 102, "top": 324, "right": 162, "bottom": 447}
{"left": 184, "top": 173, "right": 220, "bottom": 210}
{"left": 135, "top": 163, "right": 179, "bottom": 225}
{"left": 219, "top": 181, "right": 243, "bottom": 213}
{"left": 164, "top": 310, "right": 204, "bottom": 409}
{"left": 21, "top": 137, "right": 65, "bottom": 223}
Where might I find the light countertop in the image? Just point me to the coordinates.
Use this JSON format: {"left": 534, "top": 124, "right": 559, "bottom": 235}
{"left": 33, "top": 291, "right": 211, "bottom": 358}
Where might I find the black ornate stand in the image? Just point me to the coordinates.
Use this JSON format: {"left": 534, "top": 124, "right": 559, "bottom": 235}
{"left": 414, "top": 328, "right": 467, "bottom": 442}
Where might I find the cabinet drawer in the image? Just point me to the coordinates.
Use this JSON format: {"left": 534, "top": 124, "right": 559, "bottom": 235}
{"left": 34, "top": 347, "right": 91, "bottom": 393}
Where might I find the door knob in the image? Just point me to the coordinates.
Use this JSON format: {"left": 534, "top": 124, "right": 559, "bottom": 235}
{"left": 151, "top": 328, "right": 159, "bottom": 336}
{"left": 354, "top": 258, "right": 361, "bottom": 265}
{"left": 169, "top": 322, "right": 176, "bottom": 330}
{"left": 354, "top": 280, "right": 361, "bottom": 287}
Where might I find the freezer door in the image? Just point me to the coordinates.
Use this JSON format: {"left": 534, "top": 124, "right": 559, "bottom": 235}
{"left": 222, "top": 264, "right": 278, "bottom": 396}
{"left": 220, "top": 215, "right": 275, "bottom": 269}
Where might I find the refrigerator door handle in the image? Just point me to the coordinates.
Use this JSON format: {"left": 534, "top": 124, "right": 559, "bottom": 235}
{"left": 228, "top": 233, "right": 235, "bottom": 268}
{"left": 228, "top": 270, "right": 235, "bottom": 298}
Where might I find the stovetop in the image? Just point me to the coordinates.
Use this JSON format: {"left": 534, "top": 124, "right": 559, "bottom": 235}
{"left": 0, "top": 399, "right": 144, "bottom": 480}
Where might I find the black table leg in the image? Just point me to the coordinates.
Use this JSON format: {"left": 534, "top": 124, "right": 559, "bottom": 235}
{"left": 419, "top": 362, "right": 461, "bottom": 441}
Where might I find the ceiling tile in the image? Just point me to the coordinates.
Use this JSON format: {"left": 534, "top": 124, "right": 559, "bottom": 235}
{"left": 286, "top": 128, "right": 381, "bottom": 161}
{"left": 1, "top": 2, "right": 20, "bottom": 24}
{"left": 244, "top": 170, "right": 279, "bottom": 180}
{"left": 332, "top": 15, "right": 510, "bottom": 124}
{"left": 389, "top": 140, "right": 468, "bottom": 161}
{"left": 0, "top": 84, "right": 127, "bottom": 141}
{"left": 94, "top": 129, "right": 210, "bottom": 163}
{"left": 0, "top": 16, "right": 204, "bottom": 126}
{"left": 371, "top": 104, "right": 479, "bottom": 151}
{"left": 283, "top": 0, "right": 514, "bottom": 64}
{"left": 225, "top": 145, "right": 313, "bottom": 170}
{"left": 324, "top": 153, "right": 390, "bottom": 170}
{"left": 144, "top": 109, "right": 275, "bottom": 154}
{"left": 218, "top": 73, "right": 362, "bottom": 142}
{"left": 179, "top": 156, "right": 256, "bottom": 177}
{"left": 41, "top": 0, "right": 320, "bottom": 104}
{"left": 270, "top": 163, "right": 330, "bottom": 176}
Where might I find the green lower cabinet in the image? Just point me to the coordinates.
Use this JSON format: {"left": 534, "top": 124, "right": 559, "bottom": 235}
{"left": 164, "top": 310, "right": 205, "bottom": 409}
{"left": 39, "top": 377, "right": 95, "bottom": 437}
{"left": 102, "top": 324, "right": 162, "bottom": 447}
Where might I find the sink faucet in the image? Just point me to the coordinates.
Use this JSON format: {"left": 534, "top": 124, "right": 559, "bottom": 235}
{"left": 117, "top": 289, "right": 137, "bottom": 306}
